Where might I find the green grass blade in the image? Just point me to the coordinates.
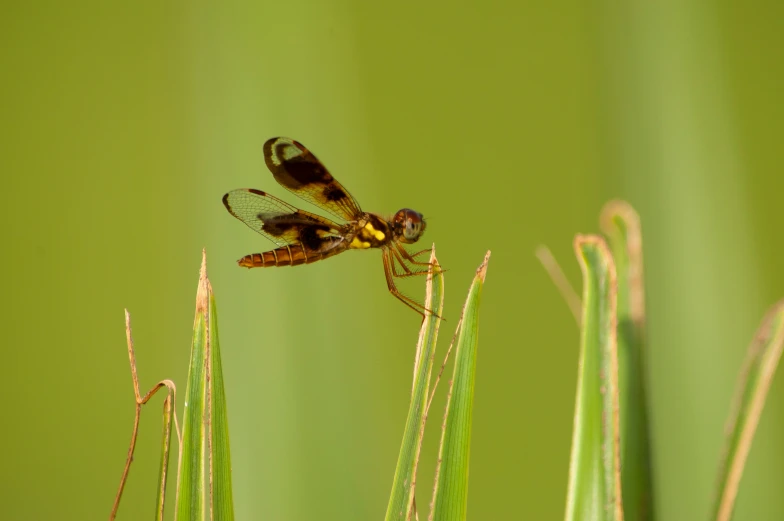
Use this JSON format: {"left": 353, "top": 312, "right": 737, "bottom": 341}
{"left": 207, "top": 278, "right": 235, "bottom": 520}
{"left": 155, "top": 394, "right": 175, "bottom": 520}
{"left": 385, "top": 246, "right": 445, "bottom": 521}
{"left": 176, "top": 253, "right": 210, "bottom": 521}
{"left": 564, "top": 235, "right": 623, "bottom": 521}
{"left": 600, "top": 201, "right": 654, "bottom": 521}
{"left": 430, "top": 251, "right": 490, "bottom": 521}
{"left": 710, "top": 300, "right": 784, "bottom": 521}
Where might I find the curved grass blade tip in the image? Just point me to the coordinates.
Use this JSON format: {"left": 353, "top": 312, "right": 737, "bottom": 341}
{"left": 564, "top": 235, "right": 623, "bottom": 521}
{"left": 599, "top": 201, "right": 653, "bottom": 521}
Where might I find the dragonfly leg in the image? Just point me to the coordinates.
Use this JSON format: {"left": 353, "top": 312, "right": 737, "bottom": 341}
{"left": 382, "top": 250, "right": 441, "bottom": 319}
{"left": 396, "top": 243, "right": 438, "bottom": 267}
{"left": 390, "top": 247, "right": 431, "bottom": 278}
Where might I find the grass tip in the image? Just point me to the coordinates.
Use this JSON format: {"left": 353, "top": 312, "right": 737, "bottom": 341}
{"left": 476, "top": 250, "right": 491, "bottom": 282}
{"left": 196, "top": 248, "right": 211, "bottom": 314}
{"left": 599, "top": 199, "right": 639, "bottom": 232}
{"left": 200, "top": 248, "right": 208, "bottom": 280}
{"left": 534, "top": 244, "right": 550, "bottom": 259}
{"left": 573, "top": 234, "right": 611, "bottom": 256}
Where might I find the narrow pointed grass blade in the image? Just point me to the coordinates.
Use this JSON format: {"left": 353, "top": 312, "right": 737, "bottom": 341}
{"left": 176, "top": 250, "right": 235, "bottom": 520}
{"left": 176, "top": 253, "right": 210, "bottom": 520}
{"left": 600, "top": 201, "right": 654, "bottom": 521}
{"left": 710, "top": 300, "right": 784, "bottom": 521}
{"left": 429, "top": 251, "right": 490, "bottom": 521}
{"left": 155, "top": 394, "right": 175, "bottom": 519}
{"left": 208, "top": 280, "right": 235, "bottom": 520}
{"left": 385, "top": 246, "right": 445, "bottom": 521}
{"left": 564, "top": 235, "right": 623, "bottom": 521}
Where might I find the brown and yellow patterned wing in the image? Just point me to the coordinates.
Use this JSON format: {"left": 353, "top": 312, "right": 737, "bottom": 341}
{"left": 263, "top": 137, "right": 362, "bottom": 222}
{"left": 222, "top": 188, "right": 343, "bottom": 249}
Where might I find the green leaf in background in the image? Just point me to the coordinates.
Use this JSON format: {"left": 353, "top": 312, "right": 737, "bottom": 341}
{"left": 176, "top": 250, "right": 235, "bottom": 521}
{"left": 385, "top": 247, "right": 445, "bottom": 521}
{"left": 599, "top": 202, "right": 654, "bottom": 521}
{"left": 430, "top": 251, "right": 490, "bottom": 521}
{"left": 564, "top": 235, "right": 623, "bottom": 521}
{"left": 710, "top": 300, "right": 784, "bottom": 521}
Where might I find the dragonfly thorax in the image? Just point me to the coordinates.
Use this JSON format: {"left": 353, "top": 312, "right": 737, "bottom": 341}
{"left": 349, "top": 213, "right": 391, "bottom": 250}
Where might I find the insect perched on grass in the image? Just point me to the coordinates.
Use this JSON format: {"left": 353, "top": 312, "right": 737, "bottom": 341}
{"left": 222, "top": 137, "right": 437, "bottom": 316}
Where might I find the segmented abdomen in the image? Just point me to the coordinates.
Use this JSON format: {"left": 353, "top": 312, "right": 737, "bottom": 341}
{"left": 237, "top": 243, "right": 343, "bottom": 268}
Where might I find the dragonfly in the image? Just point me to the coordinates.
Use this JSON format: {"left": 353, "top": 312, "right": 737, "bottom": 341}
{"left": 222, "top": 137, "right": 437, "bottom": 317}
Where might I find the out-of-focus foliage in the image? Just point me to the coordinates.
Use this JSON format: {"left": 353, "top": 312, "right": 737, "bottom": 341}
{"left": 1, "top": 1, "right": 782, "bottom": 519}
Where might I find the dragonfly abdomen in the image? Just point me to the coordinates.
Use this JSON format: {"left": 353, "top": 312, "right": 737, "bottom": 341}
{"left": 237, "top": 243, "right": 343, "bottom": 268}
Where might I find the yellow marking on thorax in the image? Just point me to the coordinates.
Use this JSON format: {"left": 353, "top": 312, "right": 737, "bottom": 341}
{"left": 364, "top": 222, "right": 386, "bottom": 241}
{"left": 350, "top": 237, "right": 371, "bottom": 249}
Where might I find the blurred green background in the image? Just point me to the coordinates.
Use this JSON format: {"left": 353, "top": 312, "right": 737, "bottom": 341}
{"left": 2, "top": 1, "right": 783, "bottom": 520}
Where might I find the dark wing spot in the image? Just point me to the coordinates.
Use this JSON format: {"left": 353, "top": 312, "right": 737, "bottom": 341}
{"left": 248, "top": 188, "right": 266, "bottom": 196}
{"left": 261, "top": 221, "right": 293, "bottom": 237}
{"left": 299, "top": 224, "right": 333, "bottom": 251}
{"left": 280, "top": 159, "right": 333, "bottom": 188}
{"left": 260, "top": 214, "right": 296, "bottom": 236}
{"left": 323, "top": 185, "right": 347, "bottom": 202}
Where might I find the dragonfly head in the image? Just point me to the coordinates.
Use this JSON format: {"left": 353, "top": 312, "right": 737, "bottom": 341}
{"left": 393, "top": 208, "right": 426, "bottom": 243}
